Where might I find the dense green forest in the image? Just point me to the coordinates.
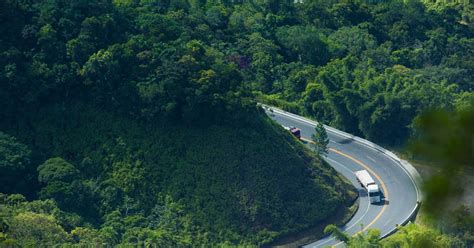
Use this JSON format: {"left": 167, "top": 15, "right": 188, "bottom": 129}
{"left": 0, "top": 0, "right": 358, "bottom": 246}
{"left": 252, "top": 0, "right": 473, "bottom": 146}
{"left": 0, "top": 0, "right": 473, "bottom": 247}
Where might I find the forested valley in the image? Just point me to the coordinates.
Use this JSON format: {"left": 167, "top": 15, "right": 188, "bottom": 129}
{"left": 0, "top": 0, "right": 473, "bottom": 247}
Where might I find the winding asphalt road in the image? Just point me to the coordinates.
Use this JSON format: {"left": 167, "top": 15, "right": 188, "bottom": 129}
{"left": 263, "top": 106, "right": 422, "bottom": 247}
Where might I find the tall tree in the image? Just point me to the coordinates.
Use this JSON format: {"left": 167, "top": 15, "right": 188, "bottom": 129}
{"left": 312, "top": 122, "right": 329, "bottom": 156}
{"left": 0, "top": 132, "right": 32, "bottom": 194}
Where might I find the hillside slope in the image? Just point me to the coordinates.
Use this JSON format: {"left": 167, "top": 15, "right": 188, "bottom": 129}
{"left": 0, "top": 104, "right": 355, "bottom": 246}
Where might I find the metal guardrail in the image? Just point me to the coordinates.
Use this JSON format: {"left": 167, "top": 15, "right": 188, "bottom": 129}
{"left": 380, "top": 202, "right": 422, "bottom": 239}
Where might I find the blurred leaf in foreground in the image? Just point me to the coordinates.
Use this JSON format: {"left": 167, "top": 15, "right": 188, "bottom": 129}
{"left": 410, "top": 98, "right": 473, "bottom": 217}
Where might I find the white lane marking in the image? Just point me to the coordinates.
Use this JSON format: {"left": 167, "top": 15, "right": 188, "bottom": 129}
{"left": 367, "top": 155, "right": 376, "bottom": 163}
{"left": 326, "top": 157, "right": 371, "bottom": 231}
{"left": 326, "top": 157, "right": 353, "bottom": 174}
{"left": 313, "top": 157, "right": 371, "bottom": 248}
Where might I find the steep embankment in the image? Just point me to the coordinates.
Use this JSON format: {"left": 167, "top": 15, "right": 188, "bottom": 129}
{"left": 1, "top": 104, "right": 356, "bottom": 246}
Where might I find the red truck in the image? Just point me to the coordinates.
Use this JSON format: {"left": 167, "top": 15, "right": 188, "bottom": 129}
{"left": 284, "top": 126, "right": 301, "bottom": 139}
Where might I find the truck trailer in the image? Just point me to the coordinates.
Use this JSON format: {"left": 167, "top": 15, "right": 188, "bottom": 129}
{"left": 355, "top": 170, "right": 381, "bottom": 204}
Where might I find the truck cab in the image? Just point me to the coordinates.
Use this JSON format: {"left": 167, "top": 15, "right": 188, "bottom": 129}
{"left": 367, "top": 184, "right": 381, "bottom": 203}
{"left": 283, "top": 126, "right": 301, "bottom": 139}
{"left": 289, "top": 127, "right": 301, "bottom": 139}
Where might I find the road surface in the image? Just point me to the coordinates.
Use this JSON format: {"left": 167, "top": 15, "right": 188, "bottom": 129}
{"left": 264, "top": 106, "right": 421, "bottom": 247}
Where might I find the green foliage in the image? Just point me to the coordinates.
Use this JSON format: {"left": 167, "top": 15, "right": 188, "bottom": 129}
{"left": 9, "top": 212, "right": 70, "bottom": 247}
{"left": 406, "top": 101, "right": 473, "bottom": 247}
{"left": 383, "top": 223, "right": 458, "bottom": 248}
{"left": 349, "top": 229, "right": 381, "bottom": 248}
{"left": 258, "top": 1, "right": 471, "bottom": 147}
{"left": 324, "top": 224, "right": 381, "bottom": 247}
{"left": 410, "top": 105, "right": 473, "bottom": 217}
{"left": 446, "top": 205, "right": 474, "bottom": 247}
{"left": 311, "top": 123, "right": 329, "bottom": 156}
{"left": 0, "top": 132, "right": 32, "bottom": 194}
{"left": 324, "top": 223, "right": 462, "bottom": 248}
{"left": 324, "top": 224, "right": 349, "bottom": 243}
{"left": 328, "top": 24, "right": 377, "bottom": 57}
{"left": 2, "top": 0, "right": 471, "bottom": 147}
{"left": 1, "top": 0, "right": 472, "bottom": 246}
{"left": 276, "top": 25, "right": 330, "bottom": 66}
{"left": 0, "top": 104, "right": 355, "bottom": 246}
{"left": 0, "top": 195, "right": 69, "bottom": 247}
{"left": 36, "top": 157, "right": 96, "bottom": 218}
{"left": 38, "top": 158, "right": 79, "bottom": 183}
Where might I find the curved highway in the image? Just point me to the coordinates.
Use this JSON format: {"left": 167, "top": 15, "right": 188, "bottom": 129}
{"left": 263, "top": 106, "right": 422, "bottom": 247}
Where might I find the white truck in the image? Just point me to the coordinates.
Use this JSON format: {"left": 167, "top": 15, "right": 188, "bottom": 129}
{"left": 355, "top": 170, "right": 381, "bottom": 204}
